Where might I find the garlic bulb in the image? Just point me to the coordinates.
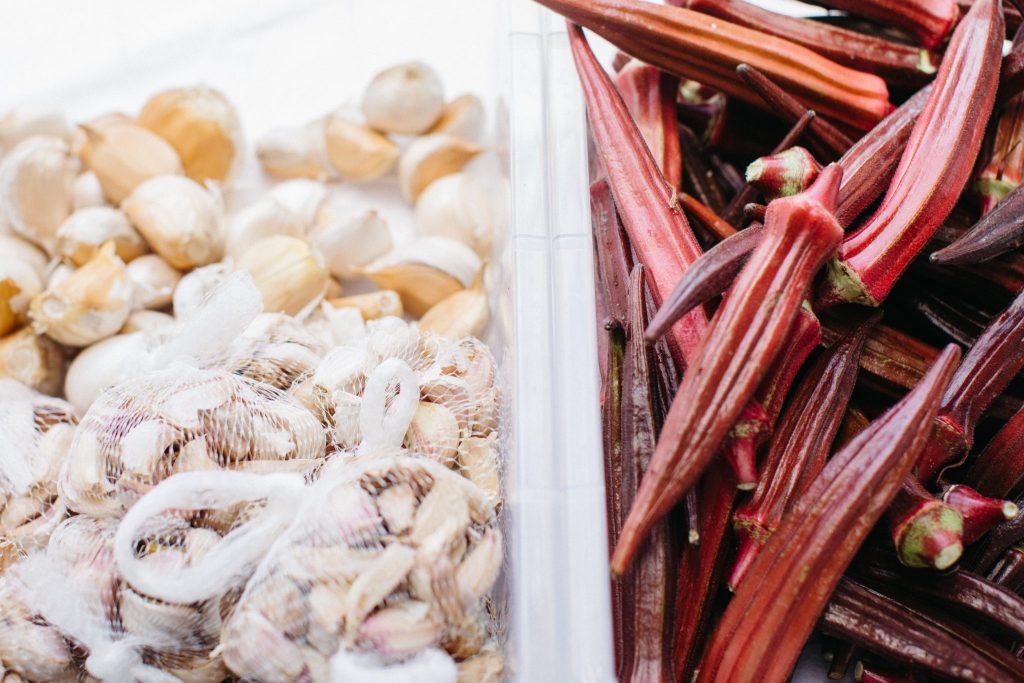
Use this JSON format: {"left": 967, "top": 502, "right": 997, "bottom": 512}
{"left": 236, "top": 235, "right": 329, "bottom": 316}
{"left": 419, "top": 268, "right": 489, "bottom": 339}
{"left": 55, "top": 206, "right": 147, "bottom": 266}
{"left": 124, "top": 254, "right": 182, "bottom": 309}
{"left": 362, "top": 62, "right": 445, "bottom": 135}
{"left": 172, "top": 262, "right": 230, "bottom": 319}
{"left": 0, "top": 327, "right": 65, "bottom": 395}
{"left": 64, "top": 332, "right": 150, "bottom": 414}
{"left": 0, "top": 136, "right": 79, "bottom": 253}
{"left": 328, "top": 290, "right": 403, "bottom": 320}
{"left": 0, "top": 256, "right": 45, "bottom": 337}
{"left": 121, "top": 175, "right": 224, "bottom": 270}
{"left": 28, "top": 242, "right": 136, "bottom": 347}
{"left": 323, "top": 113, "right": 398, "bottom": 181}
{"left": 121, "top": 309, "right": 175, "bottom": 334}
{"left": 255, "top": 121, "right": 330, "bottom": 180}
{"left": 429, "top": 94, "right": 485, "bottom": 143}
{"left": 364, "top": 237, "right": 481, "bottom": 317}
{"left": 398, "top": 133, "right": 481, "bottom": 202}
{"left": 80, "top": 122, "right": 183, "bottom": 203}
{"left": 309, "top": 207, "right": 392, "bottom": 278}
{"left": 138, "top": 86, "right": 242, "bottom": 183}
{"left": 269, "top": 179, "right": 329, "bottom": 228}
{"left": 72, "top": 171, "right": 106, "bottom": 210}
{"left": 414, "top": 172, "right": 494, "bottom": 256}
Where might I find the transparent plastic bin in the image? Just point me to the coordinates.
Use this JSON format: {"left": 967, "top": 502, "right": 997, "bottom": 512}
{"left": 0, "top": 1, "right": 615, "bottom": 681}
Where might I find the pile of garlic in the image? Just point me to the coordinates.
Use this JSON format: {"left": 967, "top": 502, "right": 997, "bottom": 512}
{"left": 0, "top": 60, "right": 506, "bottom": 683}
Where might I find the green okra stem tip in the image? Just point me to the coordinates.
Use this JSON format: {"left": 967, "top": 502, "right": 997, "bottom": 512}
{"left": 894, "top": 500, "right": 964, "bottom": 569}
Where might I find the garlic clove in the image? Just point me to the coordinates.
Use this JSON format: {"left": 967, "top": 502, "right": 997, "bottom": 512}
{"left": 64, "top": 332, "right": 149, "bottom": 414}
{"left": 455, "top": 527, "right": 502, "bottom": 602}
{"left": 310, "top": 206, "right": 392, "bottom": 278}
{"left": 121, "top": 309, "right": 175, "bottom": 334}
{"left": 342, "top": 543, "right": 417, "bottom": 632}
{"left": 29, "top": 242, "right": 135, "bottom": 347}
{"left": 71, "top": 171, "right": 106, "bottom": 210}
{"left": 410, "top": 476, "right": 470, "bottom": 550}
{"left": 236, "top": 235, "right": 330, "bottom": 316}
{"left": 55, "top": 206, "right": 147, "bottom": 266}
{"left": 323, "top": 113, "right": 399, "bottom": 181}
{"left": 79, "top": 121, "right": 183, "bottom": 203}
{"left": 0, "top": 136, "right": 79, "bottom": 254}
{"left": 255, "top": 120, "right": 330, "bottom": 180}
{"left": 124, "top": 254, "right": 182, "bottom": 309}
{"left": 0, "top": 257, "right": 44, "bottom": 337}
{"left": 0, "top": 108, "right": 80, "bottom": 155}
{"left": 363, "top": 237, "right": 481, "bottom": 317}
{"left": 358, "top": 600, "right": 443, "bottom": 658}
{"left": 268, "top": 178, "right": 329, "bottom": 228}
{"left": 0, "top": 234, "right": 48, "bottom": 279}
{"left": 225, "top": 197, "right": 306, "bottom": 258}
{"left": 457, "top": 650, "right": 504, "bottom": 683}
{"left": 304, "top": 301, "right": 366, "bottom": 349}
{"left": 404, "top": 400, "right": 462, "bottom": 466}
{"left": 0, "top": 327, "right": 65, "bottom": 396}
{"left": 398, "top": 133, "right": 482, "bottom": 202}
{"left": 456, "top": 435, "right": 501, "bottom": 504}
{"left": 428, "top": 94, "right": 485, "bottom": 143}
{"left": 419, "top": 267, "right": 489, "bottom": 339}
{"left": 222, "top": 609, "right": 307, "bottom": 683}
{"left": 44, "top": 262, "right": 73, "bottom": 290}
{"left": 414, "top": 172, "right": 495, "bottom": 256}
{"left": 328, "top": 290, "right": 403, "bottom": 320}
{"left": 376, "top": 482, "right": 418, "bottom": 535}
{"left": 172, "top": 262, "right": 231, "bottom": 319}
{"left": 362, "top": 61, "right": 445, "bottom": 135}
{"left": 121, "top": 175, "right": 224, "bottom": 270}
{"left": 138, "top": 86, "right": 242, "bottom": 183}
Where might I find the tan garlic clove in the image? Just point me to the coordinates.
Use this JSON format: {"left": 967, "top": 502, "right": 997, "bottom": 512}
{"left": 255, "top": 120, "right": 330, "bottom": 180}
{"left": 419, "top": 267, "right": 489, "bottom": 339}
{"left": 328, "top": 290, "right": 403, "bottom": 320}
{"left": 404, "top": 401, "right": 462, "bottom": 465}
{"left": 457, "top": 649, "right": 504, "bottom": 683}
{"left": 455, "top": 527, "right": 502, "bottom": 602}
{"left": 172, "top": 262, "right": 231, "bottom": 319}
{"left": 121, "top": 175, "right": 224, "bottom": 270}
{"left": 236, "top": 235, "right": 329, "bottom": 315}
{"left": 0, "top": 107, "right": 80, "bottom": 155}
{"left": 414, "top": 172, "right": 495, "bottom": 256}
{"left": 0, "top": 257, "right": 44, "bottom": 337}
{"left": 55, "top": 206, "right": 147, "bottom": 266}
{"left": 80, "top": 121, "right": 183, "bottom": 203}
{"left": 124, "top": 254, "right": 182, "bottom": 309}
{"left": 429, "top": 94, "right": 485, "bottom": 143}
{"left": 71, "top": 170, "right": 106, "bottom": 210}
{"left": 310, "top": 206, "right": 392, "bottom": 278}
{"left": 358, "top": 600, "right": 443, "bottom": 657}
{"left": 398, "top": 133, "right": 481, "bottom": 202}
{"left": 63, "top": 332, "right": 149, "bottom": 414}
{"left": 0, "top": 136, "right": 79, "bottom": 253}
{"left": 456, "top": 435, "right": 500, "bottom": 504}
{"left": 121, "top": 309, "right": 175, "bottom": 334}
{"left": 0, "top": 327, "right": 65, "bottom": 396}
{"left": 363, "top": 236, "right": 481, "bottom": 317}
{"left": 29, "top": 242, "right": 135, "bottom": 347}
{"left": 138, "top": 86, "right": 242, "bottom": 183}
{"left": 362, "top": 61, "right": 445, "bottom": 135}
{"left": 323, "top": 113, "right": 399, "bottom": 181}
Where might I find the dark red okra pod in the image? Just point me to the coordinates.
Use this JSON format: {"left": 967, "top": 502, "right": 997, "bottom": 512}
{"left": 989, "top": 543, "right": 1024, "bottom": 591}
{"left": 887, "top": 476, "right": 964, "bottom": 569}
{"left": 612, "top": 165, "right": 846, "bottom": 575}
{"left": 817, "top": 0, "right": 1004, "bottom": 308}
{"left": 965, "top": 405, "right": 1024, "bottom": 499}
{"left": 976, "top": 85, "right": 1024, "bottom": 215}
{"left": 853, "top": 664, "right": 921, "bottom": 683}
{"left": 931, "top": 181, "right": 1024, "bottom": 264}
{"left": 943, "top": 484, "right": 1019, "bottom": 544}
{"left": 696, "top": 345, "right": 960, "bottom": 683}
{"left": 745, "top": 146, "right": 821, "bottom": 201}
{"left": 811, "top": 0, "right": 959, "bottom": 48}
{"left": 614, "top": 61, "right": 683, "bottom": 191}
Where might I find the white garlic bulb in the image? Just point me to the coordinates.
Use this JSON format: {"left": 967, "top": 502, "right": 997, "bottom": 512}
{"left": 414, "top": 172, "right": 495, "bottom": 256}
{"left": 429, "top": 94, "right": 485, "bottom": 143}
{"left": 0, "top": 135, "right": 79, "bottom": 253}
{"left": 236, "top": 235, "right": 330, "bottom": 316}
{"left": 80, "top": 121, "right": 183, "bottom": 203}
{"left": 362, "top": 62, "right": 445, "bottom": 135}
{"left": 255, "top": 121, "right": 330, "bottom": 180}
{"left": 398, "top": 133, "right": 481, "bottom": 202}
{"left": 64, "top": 331, "right": 150, "bottom": 414}
{"left": 172, "top": 262, "right": 231, "bottom": 319}
{"left": 364, "top": 237, "right": 481, "bottom": 317}
{"left": 323, "top": 113, "right": 398, "bottom": 181}
{"left": 309, "top": 206, "right": 392, "bottom": 278}
{"left": 124, "top": 254, "right": 182, "bottom": 309}
{"left": 121, "top": 175, "right": 224, "bottom": 270}
{"left": 72, "top": 171, "right": 106, "bottom": 210}
{"left": 55, "top": 206, "right": 147, "bottom": 266}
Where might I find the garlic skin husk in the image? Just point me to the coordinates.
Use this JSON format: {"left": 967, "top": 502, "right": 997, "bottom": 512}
{"left": 124, "top": 254, "right": 182, "bottom": 309}
{"left": 362, "top": 61, "right": 445, "bottom": 135}
{"left": 364, "top": 237, "right": 481, "bottom": 317}
{"left": 414, "top": 172, "right": 494, "bottom": 256}
{"left": 323, "top": 112, "right": 398, "bottom": 181}
{"left": 121, "top": 309, "right": 175, "bottom": 334}
{"left": 0, "top": 135, "right": 79, "bottom": 254}
{"left": 80, "top": 121, "right": 183, "bottom": 203}
{"left": 0, "top": 108, "right": 80, "bottom": 156}
{"left": 255, "top": 120, "right": 330, "bottom": 180}
{"left": 0, "top": 327, "right": 65, "bottom": 395}
{"left": 172, "top": 262, "right": 231, "bottom": 319}
{"left": 224, "top": 197, "right": 306, "bottom": 258}
{"left": 138, "top": 86, "right": 243, "bottom": 183}
{"left": 0, "top": 258, "right": 45, "bottom": 338}
{"left": 429, "top": 94, "right": 485, "bottom": 143}
{"left": 63, "top": 331, "right": 151, "bottom": 415}
{"left": 304, "top": 301, "right": 366, "bottom": 348}
{"left": 418, "top": 268, "right": 489, "bottom": 339}
{"left": 268, "top": 179, "right": 329, "bottom": 228}
{"left": 398, "top": 133, "right": 481, "bottom": 202}
{"left": 121, "top": 175, "right": 224, "bottom": 270}
{"left": 328, "top": 290, "right": 403, "bottom": 320}
{"left": 310, "top": 206, "right": 392, "bottom": 278}
{"left": 72, "top": 171, "right": 106, "bottom": 210}
{"left": 55, "top": 206, "right": 147, "bottom": 266}
{"left": 236, "top": 235, "right": 330, "bottom": 316}
{"left": 28, "top": 242, "right": 136, "bottom": 347}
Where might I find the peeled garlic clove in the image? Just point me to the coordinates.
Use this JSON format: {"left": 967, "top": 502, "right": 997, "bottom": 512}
{"left": 80, "top": 121, "right": 183, "bottom": 203}
{"left": 364, "top": 237, "right": 481, "bottom": 317}
{"left": 0, "top": 108, "right": 79, "bottom": 155}
{"left": 255, "top": 120, "right": 330, "bottom": 180}
{"left": 64, "top": 332, "right": 149, "bottom": 413}
{"left": 456, "top": 436, "right": 500, "bottom": 504}
{"left": 55, "top": 206, "right": 147, "bottom": 266}
{"left": 323, "top": 113, "right": 398, "bottom": 181}
{"left": 225, "top": 197, "right": 306, "bottom": 258}
{"left": 0, "top": 327, "right": 65, "bottom": 395}
{"left": 358, "top": 600, "right": 443, "bottom": 658}
{"left": 0, "top": 258, "right": 44, "bottom": 337}
{"left": 328, "top": 290, "right": 402, "bottom": 321}
{"left": 429, "top": 94, "right": 485, "bottom": 143}
{"left": 419, "top": 268, "right": 488, "bottom": 339}
{"left": 121, "top": 309, "right": 175, "bottom": 334}
{"left": 414, "top": 172, "right": 494, "bottom": 256}
{"left": 236, "top": 235, "right": 329, "bottom": 315}
{"left": 122, "top": 175, "right": 224, "bottom": 270}
{"left": 138, "top": 86, "right": 242, "bottom": 183}
{"left": 398, "top": 133, "right": 481, "bottom": 202}
{"left": 124, "top": 254, "right": 182, "bottom": 309}
{"left": 362, "top": 62, "right": 445, "bottom": 135}
{"left": 310, "top": 206, "right": 392, "bottom": 278}
{"left": 0, "top": 136, "right": 79, "bottom": 253}
{"left": 172, "top": 262, "right": 231, "bottom": 318}
{"left": 29, "top": 242, "right": 135, "bottom": 347}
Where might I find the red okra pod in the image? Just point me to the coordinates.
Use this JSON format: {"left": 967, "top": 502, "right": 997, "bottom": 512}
{"left": 887, "top": 476, "right": 964, "bottom": 569}
{"left": 853, "top": 664, "right": 920, "bottom": 683}
{"left": 820, "top": 315, "right": 937, "bottom": 391}
{"left": 697, "top": 345, "right": 960, "bottom": 683}
{"left": 568, "top": 24, "right": 709, "bottom": 367}
{"left": 745, "top": 146, "right": 821, "bottom": 201}
{"left": 976, "top": 90, "right": 1024, "bottom": 215}
{"left": 612, "top": 165, "right": 846, "bottom": 575}
{"left": 818, "top": 0, "right": 1004, "bottom": 308}
{"left": 678, "top": 193, "right": 737, "bottom": 241}
{"left": 812, "top": 0, "right": 958, "bottom": 48}
{"left": 968, "top": 497, "right": 1024, "bottom": 574}
{"left": 678, "top": 124, "right": 728, "bottom": 215}
{"left": 534, "top": 0, "right": 893, "bottom": 131}
{"left": 965, "top": 405, "right": 1024, "bottom": 499}
{"left": 989, "top": 543, "right": 1024, "bottom": 591}
{"left": 931, "top": 181, "right": 1024, "bottom": 264}
{"left": 614, "top": 62, "right": 683, "bottom": 191}
{"left": 944, "top": 485, "right": 1019, "bottom": 544}
{"left": 729, "top": 314, "right": 875, "bottom": 589}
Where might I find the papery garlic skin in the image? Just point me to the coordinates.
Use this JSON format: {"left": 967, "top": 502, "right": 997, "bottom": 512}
{"left": 124, "top": 254, "right": 182, "bottom": 309}
{"left": 122, "top": 175, "right": 224, "bottom": 270}
{"left": 80, "top": 122, "right": 183, "bottom": 203}
{"left": 72, "top": 171, "right": 106, "bottom": 210}
{"left": 173, "top": 262, "right": 231, "bottom": 319}
{"left": 55, "top": 206, "right": 147, "bottom": 266}
{"left": 0, "top": 257, "right": 45, "bottom": 337}
{"left": 429, "top": 94, "right": 485, "bottom": 143}
{"left": 310, "top": 207, "right": 392, "bottom": 278}
{"left": 0, "top": 327, "right": 65, "bottom": 396}
{"left": 63, "top": 332, "right": 151, "bottom": 416}
{"left": 414, "top": 172, "right": 494, "bottom": 256}
{"left": 225, "top": 197, "right": 306, "bottom": 258}
{"left": 0, "top": 108, "right": 79, "bottom": 156}
{"left": 0, "top": 136, "right": 79, "bottom": 254}
{"left": 362, "top": 61, "right": 445, "bottom": 135}
{"left": 324, "top": 113, "right": 398, "bottom": 181}
{"left": 398, "top": 133, "right": 481, "bottom": 202}
{"left": 364, "top": 237, "right": 482, "bottom": 317}
{"left": 256, "top": 121, "right": 330, "bottom": 180}
{"left": 236, "top": 235, "right": 330, "bottom": 316}
{"left": 269, "top": 179, "right": 329, "bottom": 228}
